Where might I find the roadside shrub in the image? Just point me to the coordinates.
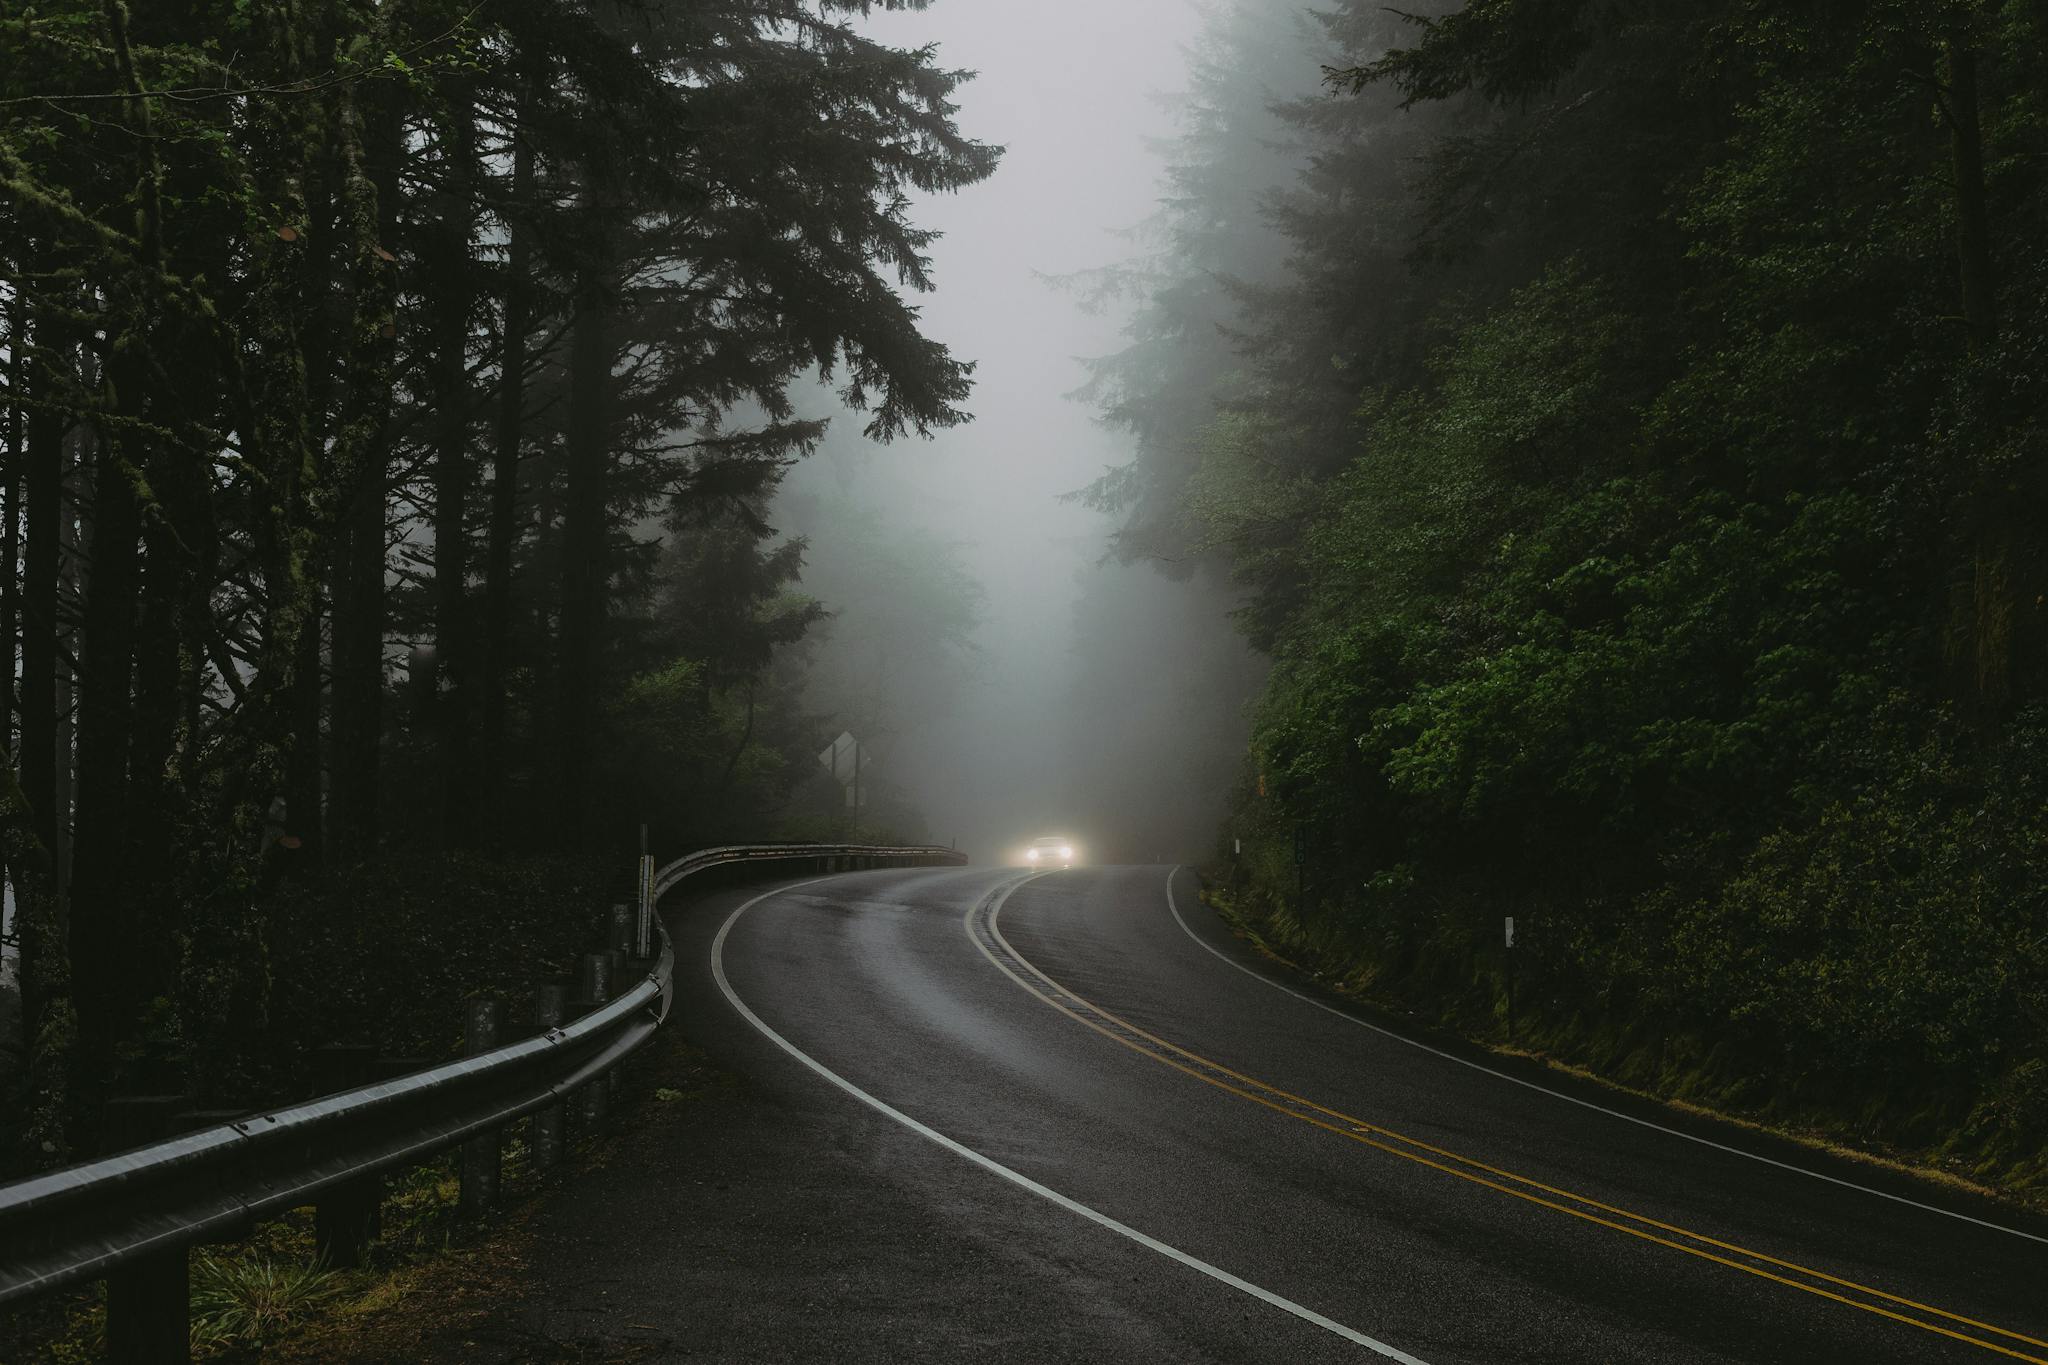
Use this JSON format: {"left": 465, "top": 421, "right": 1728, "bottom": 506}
{"left": 1655, "top": 713, "right": 2048, "bottom": 1131}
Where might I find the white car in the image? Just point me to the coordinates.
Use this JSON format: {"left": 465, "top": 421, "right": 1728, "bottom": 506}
{"left": 1023, "top": 836, "right": 1077, "bottom": 869}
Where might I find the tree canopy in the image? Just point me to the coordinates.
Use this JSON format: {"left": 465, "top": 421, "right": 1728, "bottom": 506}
{"left": 0, "top": 0, "right": 996, "bottom": 1165}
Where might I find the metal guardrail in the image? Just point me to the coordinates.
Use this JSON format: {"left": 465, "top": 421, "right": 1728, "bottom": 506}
{"left": 651, "top": 841, "right": 963, "bottom": 899}
{"left": 0, "top": 840, "right": 967, "bottom": 1358}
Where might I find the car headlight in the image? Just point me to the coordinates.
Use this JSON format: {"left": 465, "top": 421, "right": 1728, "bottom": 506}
{"left": 1061, "top": 847, "right": 1073, "bottom": 859}
{"left": 1026, "top": 848, "right": 1039, "bottom": 860}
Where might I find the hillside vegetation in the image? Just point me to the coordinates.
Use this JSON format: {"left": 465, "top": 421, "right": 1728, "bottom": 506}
{"left": 1090, "top": 0, "right": 2048, "bottom": 1193}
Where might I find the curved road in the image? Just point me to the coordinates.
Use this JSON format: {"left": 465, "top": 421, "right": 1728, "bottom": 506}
{"left": 511, "top": 864, "right": 2048, "bottom": 1363}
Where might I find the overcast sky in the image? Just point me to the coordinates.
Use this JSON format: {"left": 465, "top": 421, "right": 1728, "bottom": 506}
{"left": 792, "top": 0, "right": 1218, "bottom": 858}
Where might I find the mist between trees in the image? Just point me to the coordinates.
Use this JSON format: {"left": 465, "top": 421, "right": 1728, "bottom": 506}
{"left": 0, "top": 0, "right": 998, "bottom": 1167}
{"left": 1093, "top": 0, "right": 2048, "bottom": 1192}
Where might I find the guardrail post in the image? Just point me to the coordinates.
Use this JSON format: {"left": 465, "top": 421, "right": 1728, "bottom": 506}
{"left": 578, "top": 953, "right": 613, "bottom": 1132}
{"left": 530, "top": 981, "right": 567, "bottom": 1170}
{"left": 459, "top": 998, "right": 502, "bottom": 1220}
{"left": 602, "top": 949, "right": 628, "bottom": 1104}
{"left": 103, "top": 1096, "right": 192, "bottom": 1365}
{"left": 108, "top": 1250, "right": 189, "bottom": 1365}
{"left": 313, "top": 1044, "right": 382, "bottom": 1267}
{"left": 315, "top": 1172, "right": 381, "bottom": 1270}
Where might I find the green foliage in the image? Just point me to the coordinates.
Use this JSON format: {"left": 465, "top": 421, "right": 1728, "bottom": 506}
{"left": 1142, "top": 0, "right": 2048, "bottom": 1187}
{"left": 1656, "top": 715, "right": 2048, "bottom": 1082}
{"left": 189, "top": 1253, "right": 346, "bottom": 1353}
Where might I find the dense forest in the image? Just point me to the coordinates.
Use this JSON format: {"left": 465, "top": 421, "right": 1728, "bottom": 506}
{"left": 6, "top": 0, "right": 2046, "bottom": 1204}
{"left": 0, "top": 0, "right": 993, "bottom": 1169}
{"left": 1091, "top": 0, "right": 2048, "bottom": 1186}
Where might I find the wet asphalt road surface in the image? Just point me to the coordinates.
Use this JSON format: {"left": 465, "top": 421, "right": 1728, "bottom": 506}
{"left": 475, "top": 864, "right": 2048, "bottom": 1363}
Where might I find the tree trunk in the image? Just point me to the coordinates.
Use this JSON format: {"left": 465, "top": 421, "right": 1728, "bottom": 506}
{"left": 432, "top": 90, "right": 478, "bottom": 845}
{"left": 1946, "top": 39, "right": 1995, "bottom": 353}
{"left": 19, "top": 306, "right": 67, "bottom": 886}
{"left": 329, "top": 442, "right": 388, "bottom": 861}
{"left": 284, "top": 148, "right": 343, "bottom": 870}
{"left": 555, "top": 245, "right": 616, "bottom": 847}
{"left": 13, "top": 291, "right": 67, "bottom": 1074}
{"left": 2, "top": 283, "right": 20, "bottom": 770}
{"left": 1942, "top": 33, "right": 2021, "bottom": 717}
{"left": 481, "top": 88, "right": 535, "bottom": 831}
{"left": 129, "top": 459, "right": 198, "bottom": 963}
{"left": 328, "top": 87, "right": 403, "bottom": 864}
{"left": 53, "top": 474, "right": 76, "bottom": 897}
{"left": 66, "top": 357, "right": 144, "bottom": 1092}
{"left": 283, "top": 585, "right": 324, "bottom": 861}
{"left": 2, "top": 278, "right": 22, "bottom": 980}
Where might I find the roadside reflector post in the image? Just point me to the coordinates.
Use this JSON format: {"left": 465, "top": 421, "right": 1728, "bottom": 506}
{"left": 459, "top": 998, "right": 502, "bottom": 1220}
{"left": 1504, "top": 917, "right": 1516, "bottom": 1045}
{"left": 529, "top": 982, "right": 567, "bottom": 1170}
{"left": 1293, "top": 823, "right": 1307, "bottom": 913}
{"left": 635, "top": 853, "right": 656, "bottom": 958}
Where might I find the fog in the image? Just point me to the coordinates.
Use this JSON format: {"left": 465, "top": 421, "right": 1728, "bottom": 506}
{"left": 774, "top": 0, "right": 1268, "bottom": 864}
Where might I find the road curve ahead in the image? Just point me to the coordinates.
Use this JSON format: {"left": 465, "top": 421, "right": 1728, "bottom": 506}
{"left": 663, "top": 864, "right": 2048, "bottom": 1364}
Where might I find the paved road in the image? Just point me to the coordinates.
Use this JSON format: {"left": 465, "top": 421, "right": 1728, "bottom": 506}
{"left": 501, "top": 864, "right": 2048, "bottom": 1363}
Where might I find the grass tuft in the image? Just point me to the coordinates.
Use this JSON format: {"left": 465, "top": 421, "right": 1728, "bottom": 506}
{"left": 189, "top": 1253, "right": 347, "bottom": 1353}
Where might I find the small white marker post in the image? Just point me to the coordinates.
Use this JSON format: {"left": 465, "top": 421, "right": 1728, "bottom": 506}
{"left": 635, "top": 853, "right": 656, "bottom": 958}
{"left": 1504, "top": 917, "right": 1516, "bottom": 1044}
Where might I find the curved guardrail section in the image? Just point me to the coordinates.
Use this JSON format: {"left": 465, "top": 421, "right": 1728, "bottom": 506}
{"left": 0, "top": 841, "right": 967, "bottom": 1352}
{"left": 652, "top": 841, "right": 963, "bottom": 899}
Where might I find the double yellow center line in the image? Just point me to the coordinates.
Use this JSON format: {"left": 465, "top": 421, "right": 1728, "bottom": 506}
{"left": 966, "top": 887, "right": 2047, "bottom": 1363}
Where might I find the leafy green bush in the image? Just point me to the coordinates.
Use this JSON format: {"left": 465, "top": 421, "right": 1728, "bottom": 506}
{"left": 1650, "top": 714, "right": 2048, "bottom": 1153}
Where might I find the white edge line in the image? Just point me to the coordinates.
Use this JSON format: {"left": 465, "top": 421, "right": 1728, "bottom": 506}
{"left": 1162, "top": 866, "right": 2048, "bottom": 1247}
{"left": 710, "top": 875, "right": 1430, "bottom": 1365}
